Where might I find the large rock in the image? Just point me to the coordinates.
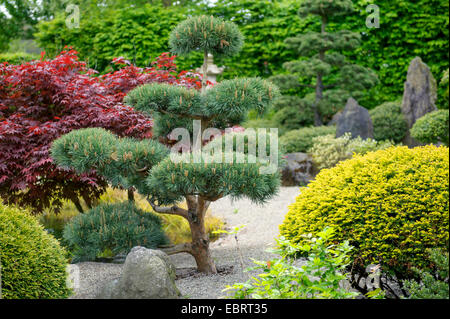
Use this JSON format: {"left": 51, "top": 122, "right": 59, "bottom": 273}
{"left": 401, "top": 57, "right": 438, "bottom": 147}
{"left": 281, "top": 152, "right": 318, "bottom": 186}
{"left": 97, "top": 247, "right": 180, "bottom": 299}
{"left": 336, "top": 98, "right": 373, "bottom": 140}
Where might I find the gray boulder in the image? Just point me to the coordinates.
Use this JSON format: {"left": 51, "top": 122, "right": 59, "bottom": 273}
{"left": 281, "top": 152, "right": 318, "bottom": 186}
{"left": 336, "top": 98, "right": 374, "bottom": 140}
{"left": 97, "top": 247, "right": 180, "bottom": 299}
{"left": 401, "top": 57, "right": 438, "bottom": 147}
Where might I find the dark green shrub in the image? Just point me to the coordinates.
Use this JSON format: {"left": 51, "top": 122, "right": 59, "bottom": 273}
{"left": 403, "top": 248, "right": 449, "bottom": 299}
{"left": 272, "top": 104, "right": 315, "bottom": 133}
{"left": 0, "top": 202, "right": 70, "bottom": 299}
{"left": 279, "top": 126, "right": 336, "bottom": 153}
{"left": 280, "top": 145, "right": 449, "bottom": 276}
{"left": 369, "top": 101, "right": 408, "bottom": 143}
{"left": 63, "top": 202, "right": 169, "bottom": 262}
{"left": 411, "top": 110, "right": 449, "bottom": 145}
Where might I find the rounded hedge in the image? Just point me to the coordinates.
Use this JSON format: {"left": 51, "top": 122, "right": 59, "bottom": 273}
{"left": 279, "top": 126, "right": 336, "bottom": 153}
{"left": 0, "top": 203, "right": 70, "bottom": 299}
{"left": 411, "top": 109, "right": 449, "bottom": 146}
{"left": 63, "top": 202, "right": 169, "bottom": 262}
{"left": 369, "top": 101, "right": 408, "bottom": 143}
{"left": 280, "top": 145, "right": 449, "bottom": 275}
{"left": 169, "top": 15, "right": 244, "bottom": 57}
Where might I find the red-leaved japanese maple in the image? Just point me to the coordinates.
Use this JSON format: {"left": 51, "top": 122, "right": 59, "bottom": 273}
{"left": 0, "top": 49, "right": 201, "bottom": 214}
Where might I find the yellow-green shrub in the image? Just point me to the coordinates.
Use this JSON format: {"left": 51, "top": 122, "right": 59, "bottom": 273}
{"left": 0, "top": 203, "right": 71, "bottom": 299}
{"left": 280, "top": 145, "right": 449, "bottom": 275}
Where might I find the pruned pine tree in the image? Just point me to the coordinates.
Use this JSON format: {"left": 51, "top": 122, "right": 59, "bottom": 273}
{"left": 51, "top": 15, "right": 281, "bottom": 274}
{"left": 270, "top": 0, "right": 378, "bottom": 126}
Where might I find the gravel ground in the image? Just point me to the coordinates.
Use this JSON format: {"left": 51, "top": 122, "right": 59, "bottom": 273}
{"left": 69, "top": 187, "right": 299, "bottom": 299}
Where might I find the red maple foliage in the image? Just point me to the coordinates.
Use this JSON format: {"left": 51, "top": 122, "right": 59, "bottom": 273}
{"left": 0, "top": 49, "right": 201, "bottom": 214}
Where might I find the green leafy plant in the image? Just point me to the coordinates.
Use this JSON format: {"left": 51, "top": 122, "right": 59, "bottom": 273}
{"left": 224, "top": 227, "right": 358, "bottom": 299}
{"left": 0, "top": 202, "right": 71, "bottom": 299}
{"left": 213, "top": 224, "right": 246, "bottom": 270}
{"left": 63, "top": 201, "right": 168, "bottom": 262}
{"left": 403, "top": 249, "right": 449, "bottom": 299}
{"left": 308, "top": 133, "right": 394, "bottom": 169}
{"left": 280, "top": 145, "right": 449, "bottom": 278}
{"left": 411, "top": 110, "right": 449, "bottom": 146}
{"left": 279, "top": 125, "right": 336, "bottom": 153}
{"left": 369, "top": 101, "right": 408, "bottom": 143}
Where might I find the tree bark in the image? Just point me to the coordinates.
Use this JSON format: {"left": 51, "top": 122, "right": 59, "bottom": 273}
{"left": 148, "top": 195, "right": 217, "bottom": 274}
{"left": 201, "top": 48, "right": 209, "bottom": 95}
{"left": 186, "top": 196, "right": 217, "bottom": 274}
{"left": 312, "top": 15, "right": 328, "bottom": 127}
{"left": 127, "top": 188, "right": 135, "bottom": 202}
{"left": 70, "top": 196, "right": 84, "bottom": 214}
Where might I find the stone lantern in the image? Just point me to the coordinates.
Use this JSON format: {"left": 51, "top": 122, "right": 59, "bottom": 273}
{"left": 195, "top": 53, "right": 225, "bottom": 85}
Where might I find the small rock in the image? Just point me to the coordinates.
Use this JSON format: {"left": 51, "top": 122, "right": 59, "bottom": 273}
{"left": 97, "top": 246, "right": 180, "bottom": 299}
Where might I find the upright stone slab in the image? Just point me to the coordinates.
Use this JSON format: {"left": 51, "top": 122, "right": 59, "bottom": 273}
{"left": 401, "top": 57, "right": 438, "bottom": 147}
{"left": 336, "top": 97, "right": 373, "bottom": 140}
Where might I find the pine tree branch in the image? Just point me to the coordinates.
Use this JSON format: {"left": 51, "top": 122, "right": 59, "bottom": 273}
{"left": 147, "top": 197, "right": 189, "bottom": 219}
{"left": 159, "top": 243, "right": 193, "bottom": 255}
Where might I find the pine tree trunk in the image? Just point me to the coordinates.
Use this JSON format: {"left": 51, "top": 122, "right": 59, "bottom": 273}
{"left": 187, "top": 196, "right": 217, "bottom": 274}
{"left": 313, "top": 15, "right": 328, "bottom": 127}
{"left": 314, "top": 73, "right": 324, "bottom": 126}
{"left": 201, "top": 49, "right": 209, "bottom": 95}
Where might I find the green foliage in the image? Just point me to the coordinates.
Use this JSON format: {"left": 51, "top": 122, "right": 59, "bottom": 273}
{"left": 298, "top": 0, "right": 354, "bottom": 18}
{"left": 337, "top": 0, "right": 449, "bottom": 108}
{"left": 309, "top": 133, "right": 394, "bottom": 170}
{"left": 280, "top": 145, "right": 449, "bottom": 276}
{"left": 200, "top": 0, "right": 306, "bottom": 79}
{"left": 0, "top": 202, "right": 70, "bottom": 299}
{"left": 279, "top": 126, "right": 335, "bottom": 153}
{"left": 224, "top": 227, "right": 358, "bottom": 299}
{"left": 51, "top": 128, "right": 169, "bottom": 194}
{"left": 32, "top": 0, "right": 449, "bottom": 108}
{"left": 124, "top": 77, "right": 280, "bottom": 137}
{"left": 63, "top": 201, "right": 168, "bottom": 262}
{"left": 411, "top": 110, "right": 449, "bottom": 146}
{"left": 403, "top": 249, "right": 449, "bottom": 299}
{"left": 0, "top": 52, "right": 39, "bottom": 64}
{"left": 369, "top": 101, "right": 407, "bottom": 143}
{"left": 35, "top": 4, "right": 187, "bottom": 72}
{"left": 441, "top": 69, "right": 449, "bottom": 104}
{"left": 146, "top": 151, "right": 281, "bottom": 206}
{"left": 169, "top": 15, "right": 243, "bottom": 58}
{"left": 271, "top": 96, "right": 315, "bottom": 132}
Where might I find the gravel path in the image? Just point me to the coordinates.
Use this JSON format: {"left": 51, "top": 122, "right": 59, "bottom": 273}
{"left": 70, "top": 187, "right": 299, "bottom": 299}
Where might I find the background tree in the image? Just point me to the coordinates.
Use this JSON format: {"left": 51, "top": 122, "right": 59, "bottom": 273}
{"left": 51, "top": 16, "right": 281, "bottom": 274}
{"left": 270, "top": 0, "right": 378, "bottom": 126}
